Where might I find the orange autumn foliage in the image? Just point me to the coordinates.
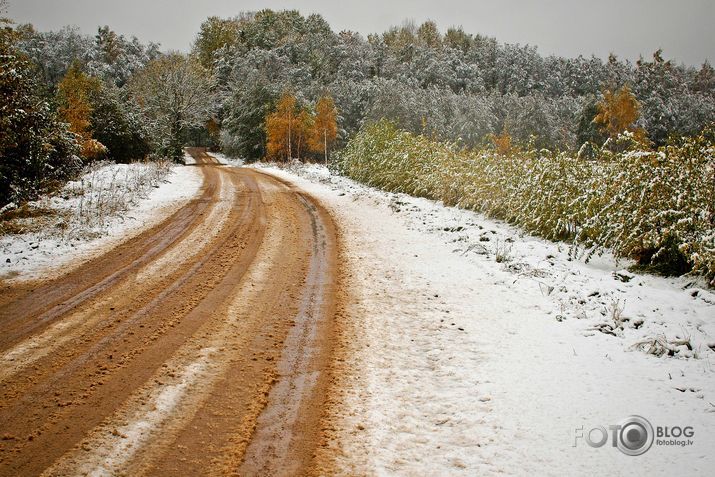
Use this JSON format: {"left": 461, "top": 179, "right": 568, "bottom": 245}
{"left": 57, "top": 64, "right": 107, "bottom": 160}
{"left": 308, "top": 95, "right": 338, "bottom": 162}
{"left": 594, "top": 85, "right": 645, "bottom": 140}
{"left": 266, "top": 93, "right": 297, "bottom": 161}
{"left": 490, "top": 127, "right": 513, "bottom": 156}
{"left": 293, "top": 108, "right": 314, "bottom": 160}
{"left": 266, "top": 92, "right": 339, "bottom": 162}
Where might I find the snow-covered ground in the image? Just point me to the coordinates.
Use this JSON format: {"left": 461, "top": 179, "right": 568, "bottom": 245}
{"left": 0, "top": 162, "right": 202, "bottom": 282}
{"left": 182, "top": 150, "right": 198, "bottom": 165}
{"left": 2, "top": 153, "right": 712, "bottom": 473}
{"left": 182, "top": 149, "right": 243, "bottom": 167}
{"left": 251, "top": 161, "right": 715, "bottom": 476}
{"left": 211, "top": 151, "right": 244, "bottom": 167}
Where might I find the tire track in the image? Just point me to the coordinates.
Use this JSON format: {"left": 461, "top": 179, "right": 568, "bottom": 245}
{"left": 0, "top": 168, "right": 234, "bottom": 383}
{"left": 0, "top": 153, "right": 340, "bottom": 477}
{"left": 0, "top": 166, "right": 213, "bottom": 350}
{"left": 239, "top": 172, "right": 338, "bottom": 477}
{"left": 0, "top": 166, "right": 265, "bottom": 476}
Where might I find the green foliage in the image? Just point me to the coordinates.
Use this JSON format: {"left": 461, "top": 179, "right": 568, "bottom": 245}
{"left": 90, "top": 84, "right": 151, "bottom": 163}
{"left": 1, "top": 20, "right": 80, "bottom": 206}
{"left": 193, "top": 16, "right": 241, "bottom": 69}
{"left": 576, "top": 96, "right": 607, "bottom": 146}
{"left": 337, "top": 120, "right": 715, "bottom": 284}
{"left": 221, "top": 83, "right": 277, "bottom": 161}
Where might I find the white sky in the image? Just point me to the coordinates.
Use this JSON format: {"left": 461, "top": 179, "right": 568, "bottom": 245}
{"left": 6, "top": 0, "right": 714, "bottom": 66}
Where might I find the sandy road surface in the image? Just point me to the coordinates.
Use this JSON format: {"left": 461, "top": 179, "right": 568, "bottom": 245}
{"left": 0, "top": 149, "right": 340, "bottom": 476}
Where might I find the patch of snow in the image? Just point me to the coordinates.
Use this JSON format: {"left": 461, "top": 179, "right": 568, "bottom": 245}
{"left": 0, "top": 163, "right": 203, "bottom": 282}
{"left": 251, "top": 162, "right": 715, "bottom": 475}
{"left": 183, "top": 151, "right": 197, "bottom": 165}
{"left": 81, "top": 348, "right": 216, "bottom": 477}
{"left": 207, "top": 151, "right": 244, "bottom": 167}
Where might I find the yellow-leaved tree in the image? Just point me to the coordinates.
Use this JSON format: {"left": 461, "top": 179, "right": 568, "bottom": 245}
{"left": 594, "top": 85, "right": 645, "bottom": 141}
{"left": 57, "top": 63, "right": 107, "bottom": 160}
{"left": 265, "top": 93, "right": 297, "bottom": 161}
{"left": 294, "top": 108, "right": 314, "bottom": 160}
{"left": 490, "top": 126, "right": 513, "bottom": 156}
{"left": 266, "top": 93, "right": 338, "bottom": 162}
{"left": 309, "top": 95, "right": 338, "bottom": 163}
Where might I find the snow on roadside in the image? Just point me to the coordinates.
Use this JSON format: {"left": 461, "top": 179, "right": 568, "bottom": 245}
{"left": 0, "top": 162, "right": 203, "bottom": 282}
{"left": 211, "top": 151, "right": 244, "bottom": 167}
{"left": 183, "top": 149, "right": 244, "bottom": 167}
{"left": 250, "top": 161, "right": 715, "bottom": 475}
{"left": 183, "top": 150, "right": 197, "bottom": 165}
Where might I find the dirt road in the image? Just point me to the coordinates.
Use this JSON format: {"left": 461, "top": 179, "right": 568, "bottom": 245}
{"left": 0, "top": 149, "right": 340, "bottom": 476}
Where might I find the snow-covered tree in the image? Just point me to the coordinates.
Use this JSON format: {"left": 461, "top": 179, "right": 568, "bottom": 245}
{"left": 0, "top": 16, "right": 80, "bottom": 205}
{"left": 193, "top": 16, "right": 241, "bottom": 69}
{"left": 17, "top": 25, "right": 159, "bottom": 90}
{"left": 90, "top": 83, "right": 151, "bottom": 162}
{"left": 129, "top": 53, "right": 216, "bottom": 160}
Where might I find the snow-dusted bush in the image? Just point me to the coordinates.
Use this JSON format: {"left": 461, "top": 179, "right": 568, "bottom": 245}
{"left": 64, "top": 160, "right": 173, "bottom": 230}
{"left": 0, "top": 20, "right": 82, "bottom": 206}
{"left": 336, "top": 120, "right": 715, "bottom": 284}
{"left": 4, "top": 160, "right": 176, "bottom": 241}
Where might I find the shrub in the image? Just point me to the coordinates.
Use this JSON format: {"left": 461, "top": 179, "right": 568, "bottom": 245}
{"left": 1, "top": 24, "right": 81, "bottom": 206}
{"left": 335, "top": 120, "right": 715, "bottom": 284}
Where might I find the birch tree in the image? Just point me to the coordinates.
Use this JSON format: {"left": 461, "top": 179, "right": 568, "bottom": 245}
{"left": 309, "top": 95, "right": 338, "bottom": 163}
{"left": 265, "top": 93, "right": 297, "bottom": 161}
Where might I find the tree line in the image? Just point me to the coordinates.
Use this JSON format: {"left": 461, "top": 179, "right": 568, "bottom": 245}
{"left": 202, "top": 10, "right": 713, "bottom": 157}
{"left": 2, "top": 5, "right": 714, "bottom": 207}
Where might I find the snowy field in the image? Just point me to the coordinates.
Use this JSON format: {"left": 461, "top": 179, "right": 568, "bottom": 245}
{"left": 0, "top": 162, "right": 202, "bottom": 282}
{"left": 254, "top": 161, "right": 715, "bottom": 476}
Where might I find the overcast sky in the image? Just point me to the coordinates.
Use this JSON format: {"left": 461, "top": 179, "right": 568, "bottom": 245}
{"left": 6, "top": 0, "right": 714, "bottom": 66}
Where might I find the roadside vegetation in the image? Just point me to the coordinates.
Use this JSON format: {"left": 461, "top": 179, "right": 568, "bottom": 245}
{"left": 0, "top": 160, "right": 173, "bottom": 237}
{"left": 335, "top": 120, "right": 715, "bottom": 283}
{"left": 0, "top": 1, "right": 213, "bottom": 208}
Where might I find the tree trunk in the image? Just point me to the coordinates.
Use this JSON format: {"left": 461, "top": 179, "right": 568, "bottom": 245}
{"left": 287, "top": 112, "right": 292, "bottom": 162}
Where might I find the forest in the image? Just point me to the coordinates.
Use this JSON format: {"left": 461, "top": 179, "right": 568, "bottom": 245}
{"left": 1, "top": 7, "right": 714, "bottom": 280}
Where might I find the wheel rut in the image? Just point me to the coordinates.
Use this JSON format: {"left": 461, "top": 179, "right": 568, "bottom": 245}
{"left": 0, "top": 151, "right": 340, "bottom": 477}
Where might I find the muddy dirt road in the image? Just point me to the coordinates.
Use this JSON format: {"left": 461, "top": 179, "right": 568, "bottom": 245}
{"left": 0, "top": 149, "right": 339, "bottom": 476}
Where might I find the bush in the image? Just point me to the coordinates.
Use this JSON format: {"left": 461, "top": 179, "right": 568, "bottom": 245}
{"left": 90, "top": 84, "right": 151, "bottom": 163}
{"left": 1, "top": 25, "right": 81, "bottom": 206}
{"left": 336, "top": 120, "right": 715, "bottom": 284}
